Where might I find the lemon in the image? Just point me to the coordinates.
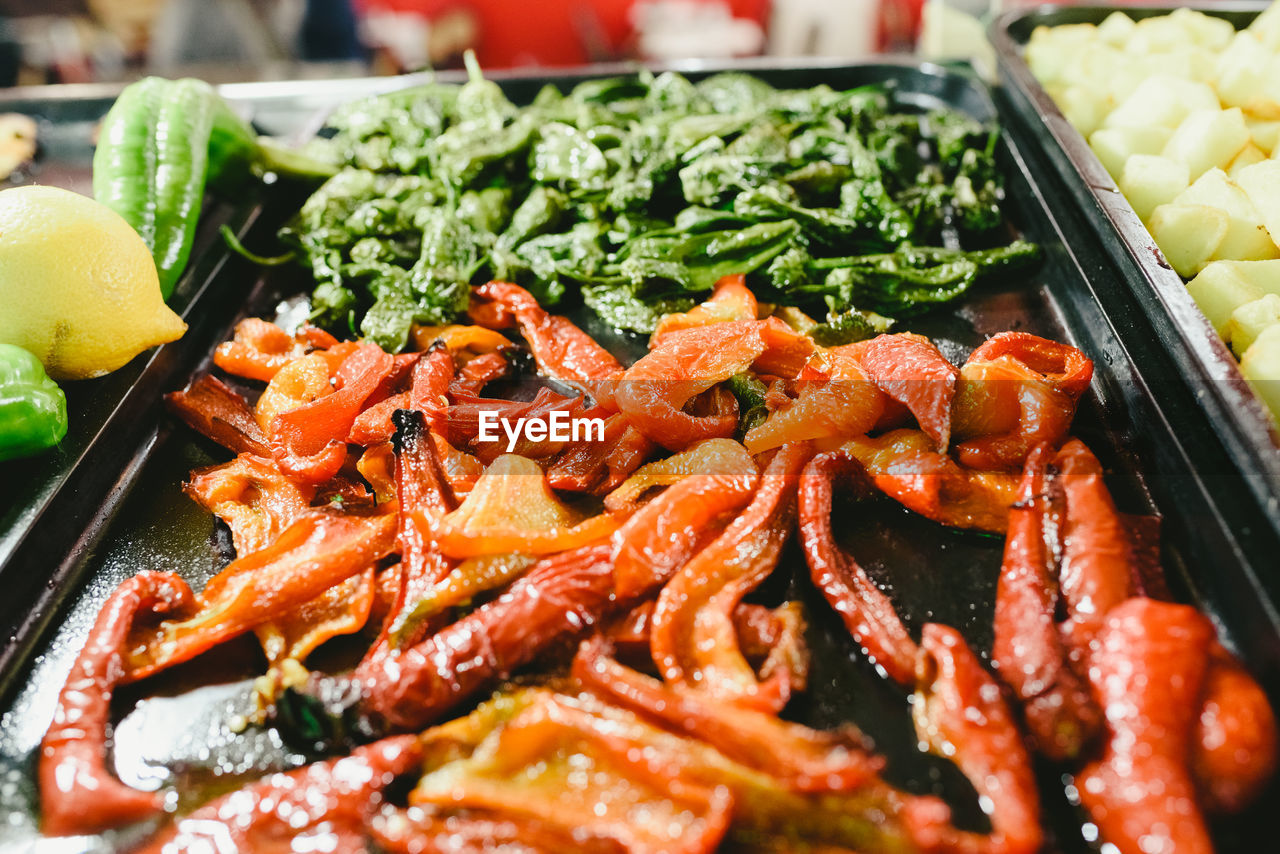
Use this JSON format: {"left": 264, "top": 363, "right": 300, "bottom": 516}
{"left": 0, "top": 185, "right": 186, "bottom": 381}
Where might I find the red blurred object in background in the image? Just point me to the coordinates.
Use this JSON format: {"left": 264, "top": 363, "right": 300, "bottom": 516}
{"left": 357, "top": 0, "right": 772, "bottom": 68}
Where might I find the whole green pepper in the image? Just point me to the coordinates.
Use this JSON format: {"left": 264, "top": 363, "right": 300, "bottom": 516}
{"left": 93, "top": 77, "right": 217, "bottom": 299}
{"left": 93, "top": 77, "right": 337, "bottom": 300}
{"left": 0, "top": 343, "right": 68, "bottom": 462}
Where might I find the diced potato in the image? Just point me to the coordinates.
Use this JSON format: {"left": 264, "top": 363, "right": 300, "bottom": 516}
{"left": 1169, "top": 8, "right": 1236, "bottom": 51}
{"left": 1027, "top": 24, "right": 1097, "bottom": 85}
{"left": 1162, "top": 108, "right": 1250, "bottom": 179}
{"left": 1103, "top": 75, "right": 1220, "bottom": 131}
{"left": 1058, "top": 86, "right": 1110, "bottom": 139}
{"left": 1214, "top": 32, "right": 1273, "bottom": 112}
{"left": 1097, "top": 11, "right": 1136, "bottom": 47}
{"left": 1235, "top": 160, "right": 1280, "bottom": 252}
{"left": 1173, "top": 168, "right": 1280, "bottom": 262}
{"left": 1228, "top": 293, "right": 1280, "bottom": 356}
{"left": 1246, "top": 117, "right": 1280, "bottom": 154}
{"left": 1148, "top": 203, "right": 1230, "bottom": 277}
{"left": 1090, "top": 127, "right": 1172, "bottom": 179}
{"left": 1136, "top": 46, "right": 1218, "bottom": 82}
{"left": 1240, "top": 324, "right": 1280, "bottom": 421}
{"left": 1121, "top": 154, "right": 1190, "bottom": 221}
{"left": 1229, "top": 144, "right": 1269, "bottom": 179}
{"left": 1249, "top": 1, "right": 1280, "bottom": 52}
{"left": 1129, "top": 16, "right": 1194, "bottom": 53}
{"left": 1186, "top": 259, "right": 1280, "bottom": 334}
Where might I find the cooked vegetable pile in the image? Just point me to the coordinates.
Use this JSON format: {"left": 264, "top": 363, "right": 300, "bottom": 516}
{"left": 287, "top": 57, "right": 1037, "bottom": 350}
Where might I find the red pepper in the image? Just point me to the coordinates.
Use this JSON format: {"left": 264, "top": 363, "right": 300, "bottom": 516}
{"left": 913, "top": 623, "right": 1043, "bottom": 854}
{"left": 184, "top": 452, "right": 314, "bottom": 556}
{"left": 573, "top": 635, "right": 881, "bottom": 792}
{"left": 408, "top": 345, "right": 455, "bottom": 434}
{"left": 1077, "top": 597, "right": 1214, "bottom": 854}
{"left": 545, "top": 412, "right": 656, "bottom": 493}
{"left": 447, "top": 387, "right": 591, "bottom": 462}
{"left": 358, "top": 543, "right": 618, "bottom": 732}
{"left": 651, "top": 274, "right": 757, "bottom": 344}
{"left": 137, "top": 735, "right": 422, "bottom": 854}
{"left": 165, "top": 374, "right": 272, "bottom": 458}
{"left": 213, "top": 318, "right": 310, "bottom": 382}
{"left": 474, "top": 281, "right": 623, "bottom": 408}
{"left": 1192, "top": 644, "right": 1279, "bottom": 814}
{"left": 123, "top": 509, "right": 397, "bottom": 680}
{"left": 855, "top": 332, "right": 959, "bottom": 449}
{"left": 449, "top": 350, "right": 511, "bottom": 397}
{"left": 649, "top": 442, "right": 811, "bottom": 711}
{"left": 269, "top": 342, "right": 394, "bottom": 484}
{"left": 369, "top": 808, "right": 626, "bottom": 854}
{"left": 992, "top": 444, "right": 1101, "bottom": 761}
{"left": 1053, "top": 439, "right": 1139, "bottom": 656}
{"left": 797, "top": 449, "right": 919, "bottom": 686}
{"left": 951, "top": 333, "right": 1092, "bottom": 472}
{"left": 40, "top": 571, "right": 195, "bottom": 836}
{"left": 841, "top": 429, "right": 1019, "bottom": 533}
{"left": 610, "top": 459, "right": 760, "bottom": 600}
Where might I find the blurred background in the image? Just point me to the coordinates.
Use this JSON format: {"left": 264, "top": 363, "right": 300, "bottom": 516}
{"left": 0, "top": 0, "right": 1008, "bottom": 88}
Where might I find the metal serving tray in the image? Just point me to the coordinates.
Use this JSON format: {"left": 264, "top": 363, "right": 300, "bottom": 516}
{"left": 989, "top": 4, "right": 1280, "bottom": 570}
{"left": 0, "top": 61, "right": 1276, "bottom": 852}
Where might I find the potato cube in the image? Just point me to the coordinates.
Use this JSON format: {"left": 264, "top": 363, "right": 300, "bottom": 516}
{"left": 1148, "top": 203, "right": 1229, "bottom": 277}
{"left": 1162, "top": 108, "right": 1250, "bottom": 179}
{"left": 1168, "top": 8, "right": 1236, "bottom": 51}
{"left": 1173, "top": 169, "right": 1280, "bottom": 262}
{"left": 1027, "top": 24, "right": 1097, "bottom": 85}
{"left": 1246, "top": 117, "right": 1280, "bottom": 154}
{"left": 1235, "top": 160, "right": 1280, "bottom": 252}
{"left": 1228, "top": 293, "right": 1280, "bottom": 356}
{"left": 1240, "top": 324, "right": 1280, "bottom": 422}
{"left": 1129, "top": 16, "right": 1194, "bottom": 53}
{"left": 1097, "top": 11, "right": 1136, "bottom": 47}
{"left": 1229, "top": 144, "right": 1268, "bottom": 180}
{"left": 1186, "top": 259, "right": 1280, "bottom": 334}
{"left": 1121, "top": 154, "right": 1190, "bottom": 221}
{"left": 1248, "top": 1, "right": 1280, "bottom": 52}
{"left": 1090, "top": 127, "right": 1172, "bottom": 179}
{"left": 1058, "top": 86, "right": 1109, "bottom": 138}
{"left": 1214, "top": 33, "right": 1273, "bottom": 113}
{"left": 1104, "top": 75, "right": 1219, "bottom": 131}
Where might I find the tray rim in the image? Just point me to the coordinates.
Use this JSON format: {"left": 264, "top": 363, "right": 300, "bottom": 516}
{"left": 989, "top": 3, "right": 1280, "bottom": 521}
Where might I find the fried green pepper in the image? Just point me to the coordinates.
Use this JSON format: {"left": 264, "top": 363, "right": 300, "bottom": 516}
{"left": 0, "top": 343, "right": 68, "bottom": 462}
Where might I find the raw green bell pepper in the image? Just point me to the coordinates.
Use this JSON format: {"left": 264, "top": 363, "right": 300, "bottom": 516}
{"left": 0, "top": 343, "right": 68, "bottom": 462}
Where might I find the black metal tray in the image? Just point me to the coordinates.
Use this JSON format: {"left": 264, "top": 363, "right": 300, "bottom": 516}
{"left": 0, "top": 60, "right": 1276, "bottom": 852}
{"left": 989, "top": 4, "right": 1280, "bottom": 565}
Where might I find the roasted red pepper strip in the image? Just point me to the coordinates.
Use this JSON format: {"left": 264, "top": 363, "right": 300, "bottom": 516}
{"left": 184, "top": 452, "right": 314, "bottom": 556}
{"left": 798, "top": 449, "right": 918, "bottom": 686}
{"left": 992, "top": 443, "right": 1101, "bottom": 761}
{"left": 841, "top": 430, "right": 1019, "bottom": 533}
{"left": 744, "top": 343, "right": 886, "bottom": 455}
{"left": 256, "top": 569, "right": 378, "bottom": 667}
{"left": 369, "top": 808, "right": 626, "bottom": 854}
{"left": 448, "top": 388, "right": 591, "bottom": 462}
{"left": 546, "top": 412, "right": 656, "bottom": 494}
{"left": 610, "top": 459, "right": 760, "bottom": 600}
{"left": 650, "top": 442, "right": 811, "bottom": 711}
{"left": 409, "top": 345, "right": 455, "bottom": 434}
{"left": 951, "top": 333, "right": 1092, "bottom": 472}
{"left": 269, "top": 342, "right": 394, "bottom": 484}
{"left": 913, "top": 624, "right": 1042, "bottom": 854}
{"left": 475, "top": 281, "right": 623, "bottom": 408}
{"left": 137, "top": 734, "right": 422, "bottom": 854}
{"left": 450, "top": 350, "right": 511, "bottom": 397}
{"left": 652, "top": 274, "right": 757, "bottom": 344}
{"left": 1053, "top": 439, "right": 1138, "bottom": 658}
{"left": 40, "top": 571, "right": 195, "bottom": 837}
{"left": 358, "top": 543, "right": 617, "bottom": 732}
{"left": 855, "top": 333, "right": 959, "bottom": 450}
{"left": 616, "top": 321, "right": 769, "bottom": 451}
{"left": 123, "top": 509, "right": 397, "bottom": 680}
{"left": 1077, "top": 597, "right": 1214, "bottom": 854}
{"left": 213, "top": 318, "right": 308, "bottom": 383}
{"left": 1192, "top": 644, "right": 1279, "bottom": 814}
{"left": 165, "top": 374, "right": 272, "bottom": 457}
{"left": 574, "top": 635, "right": 879, "bottom": 792}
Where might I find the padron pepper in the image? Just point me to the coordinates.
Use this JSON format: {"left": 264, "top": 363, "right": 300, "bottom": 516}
{"left": 0, "top": 343, "right": 68, "bottom": 462}
{"left": 93, "top": 77, "right": 336, "bottom": 299}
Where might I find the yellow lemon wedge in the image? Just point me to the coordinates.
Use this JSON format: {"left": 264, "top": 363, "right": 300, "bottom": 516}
{"left": 0, "top": 185, "right": 186, "bottom": 381}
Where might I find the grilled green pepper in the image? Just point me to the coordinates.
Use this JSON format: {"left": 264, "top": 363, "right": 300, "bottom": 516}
{"left": 0, "top": 343, "right": 67, "bottom": 462}
{"left": 93, "top": 77, "right": 338, "bottom": 300}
